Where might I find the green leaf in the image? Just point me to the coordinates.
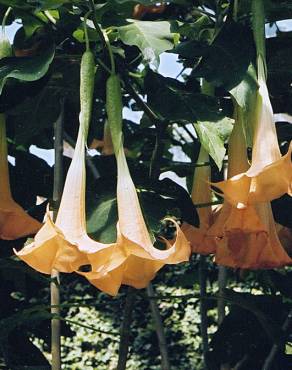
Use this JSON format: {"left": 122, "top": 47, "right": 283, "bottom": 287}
{"left": 192, "top": 21, "right": 254, "bottom": 89}
{"left": 8, "top": 86, "right": 61, "bottom": 145}
{"left": 86, "top": 190, "right": 118, "bottom": 244}
{"left": 0, "top": 0, "right": 31, "bottom": 8}
{"left": 118, "top": 20, "right": 176, "bottom": 67}
{"left": 229, "top": 64, "right": 258, "bottom": 147}
{"left": 145, "top": 69, "right": 226, "bottom": 122}
{"left": 32, "top": 0, "right": 73, "bottom": 10}
{"left": 0, "top": 41, "right": 55, "bottom": 94}
{"left": 194, "top": 117, "right": 233, "bottom": 169}
{"left": 86, "top": 183, "right": 186, "bottom": 243}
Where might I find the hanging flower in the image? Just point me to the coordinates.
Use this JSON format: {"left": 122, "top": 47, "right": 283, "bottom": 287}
{"left": 181, "top": 146, "right": 216, "bottom": 254}
{"left": 14, "top": 119, "right": 115, "bottom": 274}
{"left": 15, "top": 50, "right": 119, "bottom": 294}
{"left": 16, "top": 69, "right": 191, "bottom": 296}
{"left": 207, "top": 105, "right": 292, "bottom": 269}
{"left": 213, "top": 55, "right": 292, "bottom": 209}
{"left": 80, "top": 74, "right": 191, "bottom": 292}
{"left": 82, "top": 129, "right": 191, "bottom": 292}
{"left": 0, "top": 114, "right": 41, "bottom": 240}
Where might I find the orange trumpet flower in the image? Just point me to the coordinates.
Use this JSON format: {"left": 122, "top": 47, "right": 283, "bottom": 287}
{"left": 213, "top": 56, "right": 292, "bottom": 209}
{"left": 0, "top": 114, "right": 41, "bottom": 240}
{"left": 208, "top": 105, "right": 292, "bottom": 269}
{"left": 181, "top": 146, "right": 216, "bottom": 254}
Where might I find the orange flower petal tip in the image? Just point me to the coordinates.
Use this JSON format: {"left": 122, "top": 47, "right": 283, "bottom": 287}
{"left": 14, "top": 214, "right": 88, "bottom": 274}
{"left": 213, "top": 142, "right": 292, "bottom": 208}
{"left": 181, "top": 222, "right": 216, "bottom": 255}
{"left": 80, "top": 218, "right": 191, "bottom": 295}
{"left": 0, "top": 202, "right": 41, "bottom": 240}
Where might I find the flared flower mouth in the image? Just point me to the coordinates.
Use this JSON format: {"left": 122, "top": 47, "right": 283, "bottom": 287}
{"left": 211, "top": 202, "right": 292, "bottom": 269}
{"left": 16, "top": 70, "right": 191, "bottom": 296}
{"left": 207, "top": 103, "right": 292, "bottom": 269}
{"left": 81, "top": 136, "right": 191, "bottom": 295}
{"left": 0, "top": 114, "right": 41, "bottom": 240}
{"left": 213, "top": 55, "right": 292, "bottom": 209}
{"left": 15, "top": 118, "right": 120, "bottom": 295}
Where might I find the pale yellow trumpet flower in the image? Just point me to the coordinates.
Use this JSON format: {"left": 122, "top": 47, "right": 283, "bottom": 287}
{"left": 82, "top": 133, "right": 191, "bottom": 292}
{"left": 213, "top": 56, "right": 292, "bottom": 209}
{"left": 0, "top": 114, "right": 41, "bottom": 240}
{"left": 81, "top": 74, "right": 191, "bottom": 292}
{"left": 16, "top": 67, "right": 191, "bottom": 296}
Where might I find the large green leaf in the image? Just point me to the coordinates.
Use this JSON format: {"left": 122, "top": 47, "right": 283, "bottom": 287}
{"left": 118, "top": 20, "right": 176, "bottom": 67}
{"left": 8, "top": 86, "right": 61, "bottom": 145}
{"left": 192, "top": 21, "right": 254, "bottom": 89}
{"left": 145, "top": 69, "right": 226, "bottom": 122}
{"left": 0, "top": 0, "right": 31, "bottom": 8}
{"left": 86, "top": 182, "right": 189, "bottom": 243}
{"left": 0, "top": 41, "right": 55, "bottom": 94}
{"left": 194, "top": 117, "right": 233, "bottom": 169}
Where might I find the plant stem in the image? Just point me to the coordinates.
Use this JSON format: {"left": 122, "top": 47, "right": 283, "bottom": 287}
{"left": 117, "top": 287, "right": 135, "bottom": 370}
{"left": 123, "top": 78, "right": 160, "bottom": 124}
{"left": 83, "top": 11, "right": 91, "bottom": 51}
{"left": 123, "top": 77, "right": 167, "bottom": 180}
{"left": 88, "top": 0, "right": 115, "bottom": 74}
{"left": 262, "top": 308, "right": 292, "bottom": 370}
{"left": 51, "top": 99, "right": 64, "bottom": 370}
{"left": 147, "top": 283, "right": 170, "bottom": 370}
{"left": 199, "top": 256, "right": 209, "bottom": 369}
{"left": 233, "top": 0, "right": 239, "bottom": 22}
{"left": 252, "top": 0, "right": 266, "bottom": 62}
{"left": 44, "top": 10, "right": 57, "bottom": 25}
{"left": 217, "top": 266, "right": 227, "bottom": 325}
{"left": 2, "top": 7, "right": 12, "bottom": 34}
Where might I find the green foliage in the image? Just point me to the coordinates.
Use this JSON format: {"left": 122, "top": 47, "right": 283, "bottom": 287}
{"left": 0, "top": 0, "right": 291, "bottom": 369}
{"left": 118, "top": 20, "right": 177, "bottom": 67}
{"left": 0, "top": 41, "right": 54, "bottom": 94}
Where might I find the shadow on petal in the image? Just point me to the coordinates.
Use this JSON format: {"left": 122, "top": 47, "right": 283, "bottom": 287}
{"left": 211, "top": 202, "right": 292, "bottom": 269}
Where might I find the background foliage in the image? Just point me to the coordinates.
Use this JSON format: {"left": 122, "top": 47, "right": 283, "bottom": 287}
{"left": 0, "top": 0, "right": 291, "bottom": 369}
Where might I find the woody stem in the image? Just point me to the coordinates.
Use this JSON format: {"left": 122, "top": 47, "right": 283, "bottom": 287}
{"left": 51, "top": 99, "right": 64, "bottom": 370}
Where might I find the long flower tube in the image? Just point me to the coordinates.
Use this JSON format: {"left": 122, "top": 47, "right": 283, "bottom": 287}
{"left": 81, "top": 74, "right": 191, "bottom": 291}
{"left": 14, "top": 52, "right": 101, "bottom": 265}
{"left": 213, "top": 55, "right": 292, "bottom": 209}
{"left": 15, "top": 51, "right": 124, "bottom": 296}
{"left": 207, "top": 105, "right": 292, "bottom": 269}
{"left": 181, "top": 146, "right": 216, "bottom": 254}
{"left": 0, "top": 114, "right": 41, "bottom": 239}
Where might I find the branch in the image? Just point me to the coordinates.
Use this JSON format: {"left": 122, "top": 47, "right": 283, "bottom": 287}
{"left": 262, "top": 308, "right": 292, "bottom": 370}
{"left": 117, "top": 287, "right": 136, "bottom": 370}
{"left": 51, "top": 99, "right": 64, "bottom": 370}
{"left": 123, "top": 78, "right": 160, "bottom": 124}
{"left": 123, "top": 77, "right": 168, "bottom": 180}
{"left": 199, "top": 256, "right": 209, "bottom": 369}
{"left": 217, "top": 266, "right": 227, "bottom": 325}
{"left": 147, "top": 283, "right": 170, "bottom": 370}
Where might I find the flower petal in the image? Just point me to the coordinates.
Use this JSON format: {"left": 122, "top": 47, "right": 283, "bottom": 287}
{"left": 0, "top": 113, "right": 41, "bottom": 240}
{"left": 0, "top": 201, "right": 41, "bottom": 240}
{"left": 213, "top": 56, "right": 292, "bottom": 207}
{"left": 15, "top": 213, "right": 88, "bottom": 273}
